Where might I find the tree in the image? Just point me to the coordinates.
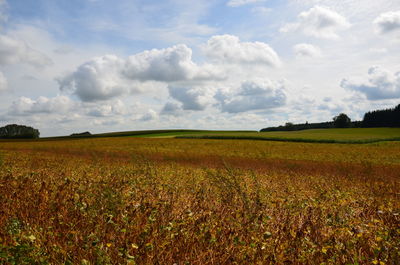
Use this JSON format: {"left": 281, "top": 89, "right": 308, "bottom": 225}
{"left": 0, "top": 124, "right": 40, "bottom": 139}
{"left": 333, "top": 113, "right": 351, "bottom": 128}
{"left": 284, "top": 122, "right": 295, "bottom": 131}
{"left": 362, "top": 104, "right": 400, "bottom": 127}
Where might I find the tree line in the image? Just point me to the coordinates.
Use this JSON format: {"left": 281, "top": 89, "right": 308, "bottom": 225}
{"left": 362, "top": 104, "right": 400, "bottom": 127}
{"left": 0, "top": 124, "right": 40, "bottom": 139}
{"left": 261, "top": 104, "right": 399, "bottom": 132}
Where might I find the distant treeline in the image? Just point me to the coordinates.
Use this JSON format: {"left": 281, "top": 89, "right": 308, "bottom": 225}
{"left": 261, "top": 104, "right": 399, "bottom": 132}
{"left": 0, "top": 124, "right": 40, "bottom": 139}
{"left": 363, "top": 104, "right": 400, "bottom": 127}
{"left": 261, "top": 121, "right": 335, "bottom": 132}
{"left": 70, "top": 131, "right": 92, "bottom": 137}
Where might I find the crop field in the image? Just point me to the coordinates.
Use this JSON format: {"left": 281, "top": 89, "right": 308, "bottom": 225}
{"left": 0, "top": 137, "right": 399, "bottom": 264}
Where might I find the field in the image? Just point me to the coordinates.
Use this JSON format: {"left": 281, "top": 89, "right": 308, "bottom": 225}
{"left": 52, "top": 128, "right": 400, "bottom": 144}
{"left": 0, "top": 133, "right": 399, "bottom": 264}
{"left": 174, "top": 128, "right": 400, "bottom": 144}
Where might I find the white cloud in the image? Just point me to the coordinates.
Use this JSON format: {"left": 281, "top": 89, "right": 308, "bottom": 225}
{"left": 160, "top": 102, "right": 183, "bottom": 116}
{"left": 168, "top": 85, "right": 216, "bottom": 111}
{"left": 293, "top": 43, "right": 322, "bottom": 57}
{"left": 281, "top": 6, "right": 350, "bottom": 39}
{"left": 8, "top": 96, "right": 74, "bottom": 116}
{"left": 53, "top": 46, "right": 74, "bottom": 55}
{"left": 374, "top": 11, "right": 400, "bottom": 34}
{"left": 341, "top": 66, "right": 400, "bottom": 100}
{"left": 204, "top": 35, "right": 281, "bottom": 67}
{"left": 369, "top": 48, "right": 387, "bottom": 54}
{"left": 0, "top": 71, "right": 7, "bottom": 91}
{"left": 217, "top": 80, "right": 287, "bottom": 113}
{"left": 58, "top": 44, "right": 222, "bottom": 102}
{"left": 86, "top": 100, "right": 126, "bottom": 117}
{"left": 0, "top": 34, "right": 52, "bottom": 67}
{"left": 140, "top": 109, "right": 158, "bottom": 121}
{"left": 123, "top": 44, "right": 219, "bottom": 82}
{"left": 57, "top": 54, "right": 130, "bottom": 102}
{"left": 227, "top": 0, "right": 266, "bottom": 7}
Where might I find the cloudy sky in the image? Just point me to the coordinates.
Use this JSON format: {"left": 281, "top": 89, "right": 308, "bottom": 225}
{"left": 0, "top": 0, "right": 399, "bottom": 136}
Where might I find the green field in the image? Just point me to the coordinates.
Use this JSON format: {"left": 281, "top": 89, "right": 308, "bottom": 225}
{"left": 92, "top": 128, "right": 400, "bottom": 141}
{"left": 3, "top": 128, "right": 400, "bottom": 144}
{"left": 174, "top": 128, "right": 400, "bottom": 144}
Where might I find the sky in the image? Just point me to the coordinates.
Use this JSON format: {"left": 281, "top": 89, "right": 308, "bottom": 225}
{"left": 0, "top": 0, "right": 399, "bottom": 136}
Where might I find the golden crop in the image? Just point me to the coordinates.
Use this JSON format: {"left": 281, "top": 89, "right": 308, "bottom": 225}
{"left": 0, "top": 138, "right": 399, "bottom": 264}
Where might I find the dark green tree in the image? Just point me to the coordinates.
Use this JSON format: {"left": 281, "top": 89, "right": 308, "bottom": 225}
{"left": 333, "top": 113, "right": 351, "bottom": 128}
{"left": 0, "top": 124, "right": 40, "bottom": 139}
{"left": 284, "top": 122, "right": 295, "bottom": 131}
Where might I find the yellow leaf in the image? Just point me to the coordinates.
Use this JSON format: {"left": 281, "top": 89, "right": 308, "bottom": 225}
{"left": 106, "top": 243, "right": 112, "bottom": 248}
{"left": 27, "top": 235, "right": 36, "bottom": 241}
{"left": 372, "top": 260, "right": 378, "bottom": 265}
{"left": 131, "top": 243, "right": 139, "bottom": 249}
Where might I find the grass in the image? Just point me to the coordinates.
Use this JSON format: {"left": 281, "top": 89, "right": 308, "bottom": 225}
{"left": 4, "top": 128, "right": 399, "bottom": 144}
{"left": 0, "top": 137, "right": 399, "bottom": 264}
{"left": 176, "top": 128, "right": 400, "bottom": 144}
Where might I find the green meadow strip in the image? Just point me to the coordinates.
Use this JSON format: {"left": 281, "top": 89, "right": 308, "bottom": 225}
{"left": 176, "top": 135, "right": 400, "bottom": 144}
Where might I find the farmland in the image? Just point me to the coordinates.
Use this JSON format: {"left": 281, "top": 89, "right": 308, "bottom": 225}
{"left": 46, "top": 127, "right": 400, "bottom": 144}
{"left": 0, "top": 134, "right": 399, "bottom": 264}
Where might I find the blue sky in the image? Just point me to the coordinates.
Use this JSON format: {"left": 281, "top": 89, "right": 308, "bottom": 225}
{"left": 0, "top": 0, "right": 399, "bottom": 136}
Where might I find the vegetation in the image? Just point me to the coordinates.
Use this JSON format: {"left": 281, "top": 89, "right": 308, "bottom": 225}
{"left": 333, "top": 113, "right": 352, "bottom": 128}
{"left": 261, "top": 104, "right": 400, "bottom": 132}
{"left": 177, "top": 128, "right": 400, "bottom": 144}
{"left": 363, "top": 104, "right": 400, "bottom": 128}
{"left": 70, "top": 131, "right": 92, "bottom": 137}
{"left": 0, "top": 124, "right": 40, "bottom": 139}
{"left": 0, "top": 137, "right": 399, "bottom": 264}
{"left": 261, "top": 121, "right": 334, "bottom": 132}
{"left": 39, "top": 130, "right": 257, "bottom": 140}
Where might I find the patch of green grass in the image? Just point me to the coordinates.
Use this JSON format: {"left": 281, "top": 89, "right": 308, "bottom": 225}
{"left": 2, "top": 128, "right": 400, "bottom": 144}
{"left": 135, "top": 130, "right": 257, "bottom": 138}
{"left": 176, "top": 128, "right": 400, "bottom": 144}
{"left": 35, "top": 129, "right": 257, "bottom": 142}
{"left": 258, "top": 128, "right": 400, "bottom": 140}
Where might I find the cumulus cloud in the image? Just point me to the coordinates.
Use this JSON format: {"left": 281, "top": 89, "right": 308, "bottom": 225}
{"left": 227, "top": 0, "right": 266, "bottom": 7}
{"left": 293, "top": 43, "right": 322, "bottom": 58}
{"left": 281, "top": 6, "right": 350, "bottom": 39}
{"left": 168, "top": 85, "right": 216, "bottom": 111}
{"left": 8, "top": 96, "right": 73, "bottom": 116}
{"left": 57, "top": 55, "right": 130, "bottom": 102}
{"left": 217, "top": 80, "right": 287, "bottom": 113}
{"left": 140, "top": 109, "right": 158, "bottom": 121}
{"left": 160, "top": 101, "right": 183, "bottom": 116}
{"left": 341, "top": 66, "right": 400, "bottom": 100}
{"left": 204, "top": 35, "right": 281, "bottom": 67}
{"left": 374, "top": 11, "right": 400, "bottom": 34}
{"left": 123, "top": 44, "right": 219, "bottom": 82}
{"left": 86, "top": 100, "right": 126, "bottom": 117}
{"left": 58, "top": 44, "right": 222, "bottom": 102}
{"left": 0, "top": 71, "right": 7, "bottom": 91}
{"left": 0, "top": 34, "right": 52, "bottom": 67}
